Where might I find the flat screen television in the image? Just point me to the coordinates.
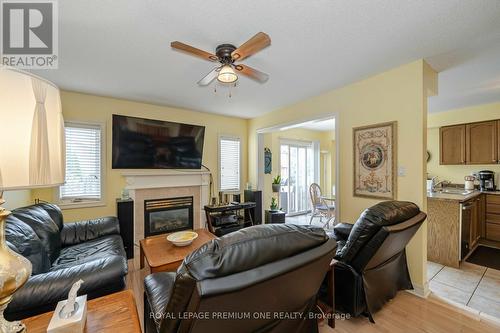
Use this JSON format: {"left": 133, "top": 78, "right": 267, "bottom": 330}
{"left": 112, "top": 114, "right": 205, "bottom": 169}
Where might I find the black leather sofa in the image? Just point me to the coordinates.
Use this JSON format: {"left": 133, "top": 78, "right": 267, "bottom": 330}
{"left": 324, "top": 201, "right": 426, "bottom": 321}
{"left": 144, "top": 224, "right": 337, "bottom": 333}
{"left": 4, "top": 203, "right": 128, "bottom": 320}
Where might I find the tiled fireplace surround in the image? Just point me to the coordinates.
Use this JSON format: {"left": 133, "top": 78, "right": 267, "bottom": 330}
{"left": 122, "top": 170, "right": 211, "bottom": 256}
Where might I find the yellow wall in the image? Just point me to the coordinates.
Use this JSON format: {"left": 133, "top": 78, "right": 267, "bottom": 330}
{"left": 2, "top": 190, "right": 31, "bottom": 210}
{"left": 261, "top": 128, "right": 335, "bottom": 210}
{"left": 427, "top": 102, "right": 500, "bottom": 185}
{"left": 32, "top": 91, "right": 249, "bottom": 222}
{"left": 249, "top": 60, "right": 436, "bottom": 291}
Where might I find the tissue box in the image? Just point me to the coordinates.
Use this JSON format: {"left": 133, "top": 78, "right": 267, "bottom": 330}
{"left": 47, "top": 295, "right": 87, "bottom": 333}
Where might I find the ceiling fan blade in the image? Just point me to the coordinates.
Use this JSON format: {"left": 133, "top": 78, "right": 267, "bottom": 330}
{"left": 234, "top": 64, "right": 269, "bottom": 83}
{"left": 171, "top": 41, "right": 219, "bottom": 62}
{"left": 231, "top": 32, "right": 271, "bottom": 61}
{"left": 197, "top": 67, "right": 220, "bottom": 86}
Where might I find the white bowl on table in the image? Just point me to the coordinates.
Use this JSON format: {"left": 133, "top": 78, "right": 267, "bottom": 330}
{"left": 166, "top": 231, "right": 198, "bottom": 247}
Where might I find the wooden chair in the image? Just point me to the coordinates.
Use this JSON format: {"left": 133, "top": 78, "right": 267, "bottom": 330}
{"left": 309, "top": 183, "right": 335, "bottom": 228}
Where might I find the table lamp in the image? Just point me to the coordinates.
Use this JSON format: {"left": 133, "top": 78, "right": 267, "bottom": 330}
{"left": 0, "top": 66, "right": 65, "bottom": 332}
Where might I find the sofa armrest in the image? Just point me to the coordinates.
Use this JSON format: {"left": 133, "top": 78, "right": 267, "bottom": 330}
{"left": 61, "top": 216, "right": 120, "bottom": 246}
{"left": 7, "top": 256, "right": 127, "bottom": 315}
{"left": 333, "top": 223, "right": 353, "bottom": 241}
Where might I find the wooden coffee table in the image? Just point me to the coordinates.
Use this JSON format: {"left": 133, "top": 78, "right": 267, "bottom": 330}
{"left": 140, "top": 228, "right": 216, "bottom": 273}
{"left": 23, "top": 290, "right": 140, "bottom": 333}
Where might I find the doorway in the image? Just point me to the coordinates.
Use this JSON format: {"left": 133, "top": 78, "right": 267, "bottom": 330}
{"left": 280, "top": 140, "right": 317, "bottom": 216}
{"left": 255, "top": 115, "right": 338, "bottom": 227}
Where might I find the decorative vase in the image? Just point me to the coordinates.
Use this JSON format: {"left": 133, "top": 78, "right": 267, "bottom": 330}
{"left": 0, "top": 206, "right": 32, "bottom": 333}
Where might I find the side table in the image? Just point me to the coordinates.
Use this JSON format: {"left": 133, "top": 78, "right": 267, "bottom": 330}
{"left": 23, "top": 290, "right": 141, "bottom": 333}
{"left": 265, "top": 210, "right": 286, "bottom": 223}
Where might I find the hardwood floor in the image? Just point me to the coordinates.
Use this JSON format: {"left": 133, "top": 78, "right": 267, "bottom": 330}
{"left": 320, "top": 292, "right": 500, "bottom": 333}
{"left": 126, "top": 257, "right": 147, "bottom": 329}
{"left": 126, "top": 259, "right": 500, "bottom": 333}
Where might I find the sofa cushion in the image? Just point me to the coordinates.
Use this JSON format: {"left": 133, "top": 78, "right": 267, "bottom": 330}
{"left": 36, "top": 203, "right": 64, "bottom": 231}
{"left": 60, "top": 217, "right": 121, "bottom": 246}
{"left": 182, "top": 224, "right": 328, "bottom": 281}
{"left": 51, "top": 234, "right": 126, "bottom": 271}
{"left": 8, "top": 255, "right": 128, "bottom": 318}
{"left": 12, "top": 206, "right": 61, "bottom": 263}
{"left": 5, "top": 215, "right": 51, "bottom": 274}
{"left": 337, "top": 201, "right": 420, "bottom": 263}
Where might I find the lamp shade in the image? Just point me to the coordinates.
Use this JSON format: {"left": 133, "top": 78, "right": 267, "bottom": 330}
{"left": 217, "top": 65, "right": 238, "bottom": 84}
{"left": 0, "top": 67, "right": 65, "bottom": 190}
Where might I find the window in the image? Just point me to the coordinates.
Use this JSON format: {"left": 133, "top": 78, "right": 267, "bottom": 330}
{"left": 219, "top": 136, "right": 241, "bottom": 192}
{"left": 59, "top": 122, "right": 104, "bottom": 207}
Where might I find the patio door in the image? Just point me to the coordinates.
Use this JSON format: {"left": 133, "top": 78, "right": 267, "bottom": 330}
{"left": 280, "top": 140, "right": 318, "bottom": 216}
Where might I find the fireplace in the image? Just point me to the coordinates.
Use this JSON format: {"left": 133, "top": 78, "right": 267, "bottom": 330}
{"left": 144, "top": 196, "right": 193, "bottom": 237}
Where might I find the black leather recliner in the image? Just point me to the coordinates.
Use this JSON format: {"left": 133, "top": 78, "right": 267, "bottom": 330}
{"left": 4, "top": 203, "right": 128, "bottom": 320}
{"left": 144, "top": 224, "right": 337, "bottom": 333}
{"left": 325, "top": 201, "right": 426, "bottom": 321}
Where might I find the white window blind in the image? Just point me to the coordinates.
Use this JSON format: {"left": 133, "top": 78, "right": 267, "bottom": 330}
{"left": 60, "top": 123, "right": 102, "bottom": 201}
{"left": 219, "top": 137, "right": 241, "bottom": 192}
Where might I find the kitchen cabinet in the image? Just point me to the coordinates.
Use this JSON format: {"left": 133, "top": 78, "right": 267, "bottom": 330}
{"left": 466, "top": 121, "right": 497, "bottom": 164}
{"left": 440, "top": 125, "right": 466, "bottom": 165}
{"left": 498, "top": 121, "right": 500, "bottom": 161}
{"left": 428, "top": 192, "right": 494, "bottom": 268}
{"left": 439, "top": 120, "right": 500, "bottom": 165}
{"left": 427, "top": 198, "right": 461, "bottom": 268}
{"left": 485, "top": 194, "right": 500, "bottom": 242}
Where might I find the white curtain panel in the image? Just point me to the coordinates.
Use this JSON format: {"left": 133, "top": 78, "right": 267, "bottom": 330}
{"left": 29, "top": 77, "right": 52, "bottom": 186}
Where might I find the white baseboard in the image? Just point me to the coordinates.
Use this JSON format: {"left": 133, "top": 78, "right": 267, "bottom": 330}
{"left": 406, "top": 281, "right": 430, "bottom": 298}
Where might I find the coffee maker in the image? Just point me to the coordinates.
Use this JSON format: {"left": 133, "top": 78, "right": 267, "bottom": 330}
{"left": 478, "top": 170, "right": 496, "bottom": 191}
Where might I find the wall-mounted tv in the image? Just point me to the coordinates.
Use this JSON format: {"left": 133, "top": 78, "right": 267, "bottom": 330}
{"left": 112, "top": 114, "right": 205, "bottom": 169}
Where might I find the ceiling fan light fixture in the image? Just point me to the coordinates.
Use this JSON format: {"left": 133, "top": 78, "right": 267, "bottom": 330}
{"left": 217, "top": 65, "right": 238, "bottom": 83}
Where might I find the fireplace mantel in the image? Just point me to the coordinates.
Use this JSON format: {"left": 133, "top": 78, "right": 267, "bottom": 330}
{"left": 122, "top": 169, "right": 211, "bottom": 190}
{"left": 124, "top": 169, "right": 211, "bottom": 256}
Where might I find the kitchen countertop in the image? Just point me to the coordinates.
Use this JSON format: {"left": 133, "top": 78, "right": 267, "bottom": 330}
{"left": 427, "top": 189, "right": 500, "bottom": 202}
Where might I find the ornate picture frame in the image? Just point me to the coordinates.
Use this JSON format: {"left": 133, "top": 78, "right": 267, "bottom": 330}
{"left": 353, "top": 121, "right": 397, "bottom": 199}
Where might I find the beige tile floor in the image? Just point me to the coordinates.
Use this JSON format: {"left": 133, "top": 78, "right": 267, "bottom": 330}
{"left": 428, "top": 260, "right": 500, "bottom": 319}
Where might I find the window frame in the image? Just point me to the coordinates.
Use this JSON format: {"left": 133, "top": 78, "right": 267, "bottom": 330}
{"left": 218, "top": 134, "right": 242, "bottom": 193}
{"left": 56, "top": 121, "right": 106, "bottom": 209}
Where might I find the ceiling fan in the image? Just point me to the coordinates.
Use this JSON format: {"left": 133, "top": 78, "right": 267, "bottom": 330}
{"left": 171, "top": 32, "right": 271, "bottom": 86}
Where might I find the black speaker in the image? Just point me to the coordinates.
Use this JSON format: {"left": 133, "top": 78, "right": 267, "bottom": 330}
{"left": 244, "top": 190, "right": 262, "bottom": 225}
{"left": 116, "top": 198, "right": 134, "bottom": 259}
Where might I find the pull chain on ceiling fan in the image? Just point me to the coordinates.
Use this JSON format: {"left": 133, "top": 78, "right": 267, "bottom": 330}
{"left": 171, "top": 32, "right": 271, "bottom": 86}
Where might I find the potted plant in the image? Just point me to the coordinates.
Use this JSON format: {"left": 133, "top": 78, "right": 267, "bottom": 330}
{"left": 270, "top": 197, "right": 279, "bottom": 211}
{"left": 272, "top": 175, "right": 281, "bottom": 193}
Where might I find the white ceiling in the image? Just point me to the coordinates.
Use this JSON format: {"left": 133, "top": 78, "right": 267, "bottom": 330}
{"left": 428, "top": 34, "right": 500, "bottom": 113}
{"left": 295, "top": 118, "right": 335, "bottom": 132}
{"left": 33, "top": 0, "right": 500, "bottom": 118}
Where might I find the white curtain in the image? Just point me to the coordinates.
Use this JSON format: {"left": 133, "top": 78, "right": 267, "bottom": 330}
{"left": 29, "top": 77, "right": 52, "bottom": 185}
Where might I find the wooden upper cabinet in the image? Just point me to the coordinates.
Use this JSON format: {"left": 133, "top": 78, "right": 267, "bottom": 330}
{"left": 497, "top": 120, "right": 500, "bottom": 162}
{"left": 466, "top": 121, "right": 497, "bottom": 164}
{"left": 440, "top": 125, "right": 465, "bottom": 165}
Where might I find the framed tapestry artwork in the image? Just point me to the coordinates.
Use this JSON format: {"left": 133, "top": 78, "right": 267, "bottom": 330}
{"left": 353, "top": 121, "right": 397, "bottom": 199}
